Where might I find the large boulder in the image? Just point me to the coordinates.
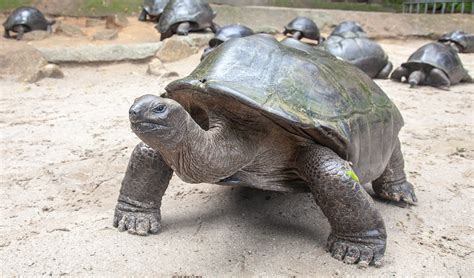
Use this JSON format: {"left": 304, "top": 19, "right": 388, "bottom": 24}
{"left": 0, "top": 41, "right": 47, "bottom": 82}
{"left": 155, "top": 36, "right": 196, "bottom": 62}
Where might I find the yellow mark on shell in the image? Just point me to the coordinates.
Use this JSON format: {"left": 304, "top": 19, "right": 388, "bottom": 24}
{"left": 346, "top": 170, "right": 360, "bottom": 183}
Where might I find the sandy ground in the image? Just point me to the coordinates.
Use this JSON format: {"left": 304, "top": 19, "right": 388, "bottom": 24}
{"left": 0, "top": 39, "right": 473, "bottom": 276}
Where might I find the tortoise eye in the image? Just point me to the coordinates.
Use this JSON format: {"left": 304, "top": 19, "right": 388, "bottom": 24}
{"left": 153, "top": 104, "right": 167, "bottom": 113}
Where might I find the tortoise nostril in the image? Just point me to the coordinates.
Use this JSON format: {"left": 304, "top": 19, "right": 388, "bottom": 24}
{"left": 129, "top": 106, "right": 140, "bottom": 122}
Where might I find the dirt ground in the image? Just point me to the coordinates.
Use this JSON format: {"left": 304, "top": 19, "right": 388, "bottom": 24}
{"left": 0, "top": 38, "right": 473, "bottom": 276}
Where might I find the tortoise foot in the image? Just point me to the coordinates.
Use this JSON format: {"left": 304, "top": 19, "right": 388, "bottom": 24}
{"left": 113, "top": 198, "right": 161, "bottom": 236}
{"left": 327, "top": 231, "right": 386, "bottom": 267}
{"left": 374, "top": 181, "right": 417, "bottom": 206}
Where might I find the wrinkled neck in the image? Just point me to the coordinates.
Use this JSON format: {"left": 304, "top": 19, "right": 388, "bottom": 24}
{"left": 161, "top": 115, "right": 259, "bottom": 184}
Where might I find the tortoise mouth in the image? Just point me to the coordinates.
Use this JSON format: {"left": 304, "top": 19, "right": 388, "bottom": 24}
{"left": 131, "top": 121, "right": 169, "bottom": 134}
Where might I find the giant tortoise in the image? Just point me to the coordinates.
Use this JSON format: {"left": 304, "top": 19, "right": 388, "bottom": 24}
{"left": 438, "top": 30, "right": 474, "bottom": 53}
{"left": 391, "top": 42, "right": 472, "bottom": 88}
{"left": 156, "top": 0, "right": 218, "bottom": 41}
{"left": 114, "top": 34, "right": 416, "bottom": 266}
{"left": 321, "top": 31, "right": 393, "bottom": 79}
{"left": 3, "top": 7, "right": 55, "bottom": 40}
{"left": 138, "top": 0, "right": 169, "bottom": 22}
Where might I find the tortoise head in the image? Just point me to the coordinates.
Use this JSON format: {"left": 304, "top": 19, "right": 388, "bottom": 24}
{"left": 129, "top": 94, "right": 188, "bottom": 148}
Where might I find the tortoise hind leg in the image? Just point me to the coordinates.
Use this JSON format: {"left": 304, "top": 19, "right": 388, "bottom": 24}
{"left": 376, "top": 61, "right": 393, "bottom": 79}
{"left": 427, "top": 68, "right": 451, "bottom": 88}
{"left": 372, "top": 138, "right": 417, "bottom": 206}
{"left": 176, "top": 22, "right": 190, "bottom": 36}
{"left": 297, "top": 144, "right": 386, "bottom": 266}
{"left": 390, "top": 66, "right": 409, "bottom": 82}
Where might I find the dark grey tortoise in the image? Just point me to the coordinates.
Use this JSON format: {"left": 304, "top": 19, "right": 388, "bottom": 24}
{"left": 3, "top": 6, "right": 55, "bottom": 40}
{"left": 391, "top": 42, "right": 472, "bottom": 88}
{"left": 283, "top": 16, "right": 323, "bottom": 43}
{"left": 138, "top": 0, "right": 169, "bottom": 22}
{"left": 156, "top": 0, "right": 218, "bottom": 41}
{"left": 438, "top": 30, "right": 474, "bottom": 53}
{"left": 321, "top": 31, "right": 393, "bottom": 79}
{"left": 114, "top": 34, "right": 416, "bottom": 267}
{"left": 331, "top": 21, "right": 366, "bottom": 37}
{"left": 201, "top": 24, "right": 254, "bottom": 60}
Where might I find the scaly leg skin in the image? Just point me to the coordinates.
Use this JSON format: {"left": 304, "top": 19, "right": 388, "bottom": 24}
{"left": 408, "top": 70, "right": 426, "bottom": 88}
{"left": 15, "top": 25, "right": 25, "bottom": 40}
{"left": 291, "top": 31, "right": 302, "bottom": 40}
{"left": 390, "top": 66, "right": 409, "bottom": 82}
{"left": 113, "top": 142, "right": 173, "bottom": 236}
{"left": 210, "top": 22, "right": 220, "bottom": 33}
{"left": 427, "top": 68, "right": 451, "bottom": 89}
{"left": 297, "top": 145, "right": 386, "bottom": 267}
{"left": 138, "top": 9, "right": 147, "bottom": 22}
{"left": 376, "top": 61, "right": 393, "bottom": 79}
{"left": 176, "top": 22, "right": 190, "bottom": 36}
{"left": 372, "top": 138, "right": 417, "bottom": 206}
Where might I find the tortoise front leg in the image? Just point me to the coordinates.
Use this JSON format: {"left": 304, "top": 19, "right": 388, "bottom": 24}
{"left": 15, "top": 25, "right": 25, "bottom": 40}
{"left": 297, "top": 144, "right": 386, "bottom": 266}
{"left": 138, "top": 9, "right": 147, "bottom": 21}
{"left": 376, "top": 61, "right": 393, "bottom": 79}
{"left": 4, "top": 28, "right": 10, "bottom": 38}
{"left": 291, "top": 31, "right": 303, "bottom": 40}
{"left": 113, "top": 142, "right": 173, "bottom": 235}
{"left": 176, "top": 22, "right": 190, "bottom": 36}
{"left": 210, "top": 22, "right": 220, "bottom": 33}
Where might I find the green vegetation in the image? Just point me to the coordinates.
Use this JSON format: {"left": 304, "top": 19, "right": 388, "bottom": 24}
{"left": 78, "top": 0, "right": 142, "bottom": 16}
{"left": 0, "top": 0, "right": 34, "bottom": 11}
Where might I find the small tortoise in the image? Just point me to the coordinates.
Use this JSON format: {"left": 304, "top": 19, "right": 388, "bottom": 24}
{"left": 3, "top": 7, "right": 55, "bottom": 40}
{"left": 391, "top": 42, "right": 472, "bottom": 88}
{"left": 114, "top": 34, "right": 416, "bottom": 266}
{"left": 438, "top": 30, "right": 474, "bottom": 53}
{"left": 156, "top": 0, "right": 218, "bottom": 41}
{"left": 321, "top": 31, "right": 393, "bottom": 79}
{"left": 138, "top": 0, "right": 169, "bottom": 22}
{"left": 201, "top": 24, "right": 254, "bottom": 60}
{"left": 331, "top": 21, "right": 365, "bottom": 37}
{"left": 283, "top": 16, "right": 323, "bottom": 43}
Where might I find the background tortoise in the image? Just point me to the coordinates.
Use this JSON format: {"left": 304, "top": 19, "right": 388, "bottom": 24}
{"left": 156, "top": 0, "right": 218, "bottom": 41}
{"left": 114, "top": 34, "right": 416, "bottom": 266}
{"left": 391, "top": 42, "right": 472, "bottom": 88}
{"left": 283, "top": 16, "right": 323, "bottom": 43}
{"left": 331, "top": 21, "right": 366, "bottom": 37}
{"left": 3, "top": 6, "right": 55, "bottom": 40}
{"left": 201, "top": 24, "right": 254, "bottom": 60}
{"left": 320, "top": 31, "right": 393, "bottom": 79}
{"left": 438, "top": 30, "right": 474, "bottom": 53}
{"left": 138, "top": 0, "right": 169, "bottom": 22}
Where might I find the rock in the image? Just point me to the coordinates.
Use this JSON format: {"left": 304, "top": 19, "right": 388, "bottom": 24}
{"left": 106, "top": 14, "right": 129, "bottom": 29}
{"left": 22, "top": 30, "right": 51, "bottom": 41}
{"left": 181, "top": 32, "right": 215, "bottom": 49}
{"left": 56, "top": 23, "right": 85, "bottom": 37}
{"left": 40, "top": 64, "right": 64, "bottom": 79}
{"left": 146, "top": 59, "right": 179, "bottom": 78}
{"left": 37, "top": 43, "right": 163, "bottom": 63}
{"left": 85, "top": 18, "right": 103, "bottom": 27}
{"left": 155, "top": 37, "right": 196, "bottom": 63}
{"left": 92, "top": 29, "right": 118, "bottom": 41}
{"left": 0, "top": 41, "right": 47, "bottom": 82}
